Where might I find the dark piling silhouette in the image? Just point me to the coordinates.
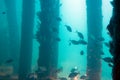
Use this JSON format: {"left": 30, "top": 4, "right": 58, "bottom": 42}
{"left": 36, "top": 0, "right": 60, "bottom": 79}
{"left": 4, "top": 0, "right": 20, "bottom": 74}
{"left": 107, "top": 0, "right": 120, "bottom": 80}
{"left": 18, "top": 0, "right": 35, "bottom": 79}
{"left": 86, "top": 0, "right": 103, "bottom": 80}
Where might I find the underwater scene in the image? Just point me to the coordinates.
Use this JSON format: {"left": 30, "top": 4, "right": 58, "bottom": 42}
{"left": 0, "top": 0, "right": 113, "bottom": 80}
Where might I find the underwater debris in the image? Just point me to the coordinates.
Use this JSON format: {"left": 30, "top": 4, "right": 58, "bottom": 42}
{"left": 80, "top": 50, "right": 84, "bottom": 55}
{"left": 56, "top": 17, "right": 62, "bottom": 21}
{"left": 5, "top": 59, "right": 13, "bottom": 63}
{"left": 102, "top": 57, "right": 113, "bottom": 63}
{"left": 80, "top": 74, "right": 87, "bottom": 79}
{"left": 65, "top": 25, "right": 72, "bottom": 32}
{"left": 76, "top": 31, "right": 84, "bottom": 39}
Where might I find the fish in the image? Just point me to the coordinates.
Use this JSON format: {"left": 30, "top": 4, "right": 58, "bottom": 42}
{"left": 70, "top": 39, "right": 87, "bottom": 45}
{"left": 76, "top": 31, "right": 84, "bottom": 39}
{"left": 65, "top": 25, "right": 72, "bottom": 32}
{"left": 2, "top": 12, "right": 6, "bottom": 14}
{"left": 108, "top": 63, "right": 113, "bottom": 67}
{"left": 69, "top": 40, "right": 81, "bottom": 45}
{"left": 56, "top": 17, "right": 62, "bottom": 21}
{"left": 71, "top": 67, "right": 78, "bottom": 73}
{"left": 102, "top": 57, "right": 113, "bottom": 63}
{"left": 80, "top": 74, "right": 87, "bottom": 79}
{"left": 5, "top": 59, "right": 13, "bottom": 63}
{"left": 104, "top": 42, "right": 110, "bottom": 48}
{"left": 79, "top": 40, "right": 87, "bottom": 45}
{"left": 68, "top": 72, "right": 79, "bottom": 78}
{"left": 80, "top": 50, "right": 84, "bottom": 55}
